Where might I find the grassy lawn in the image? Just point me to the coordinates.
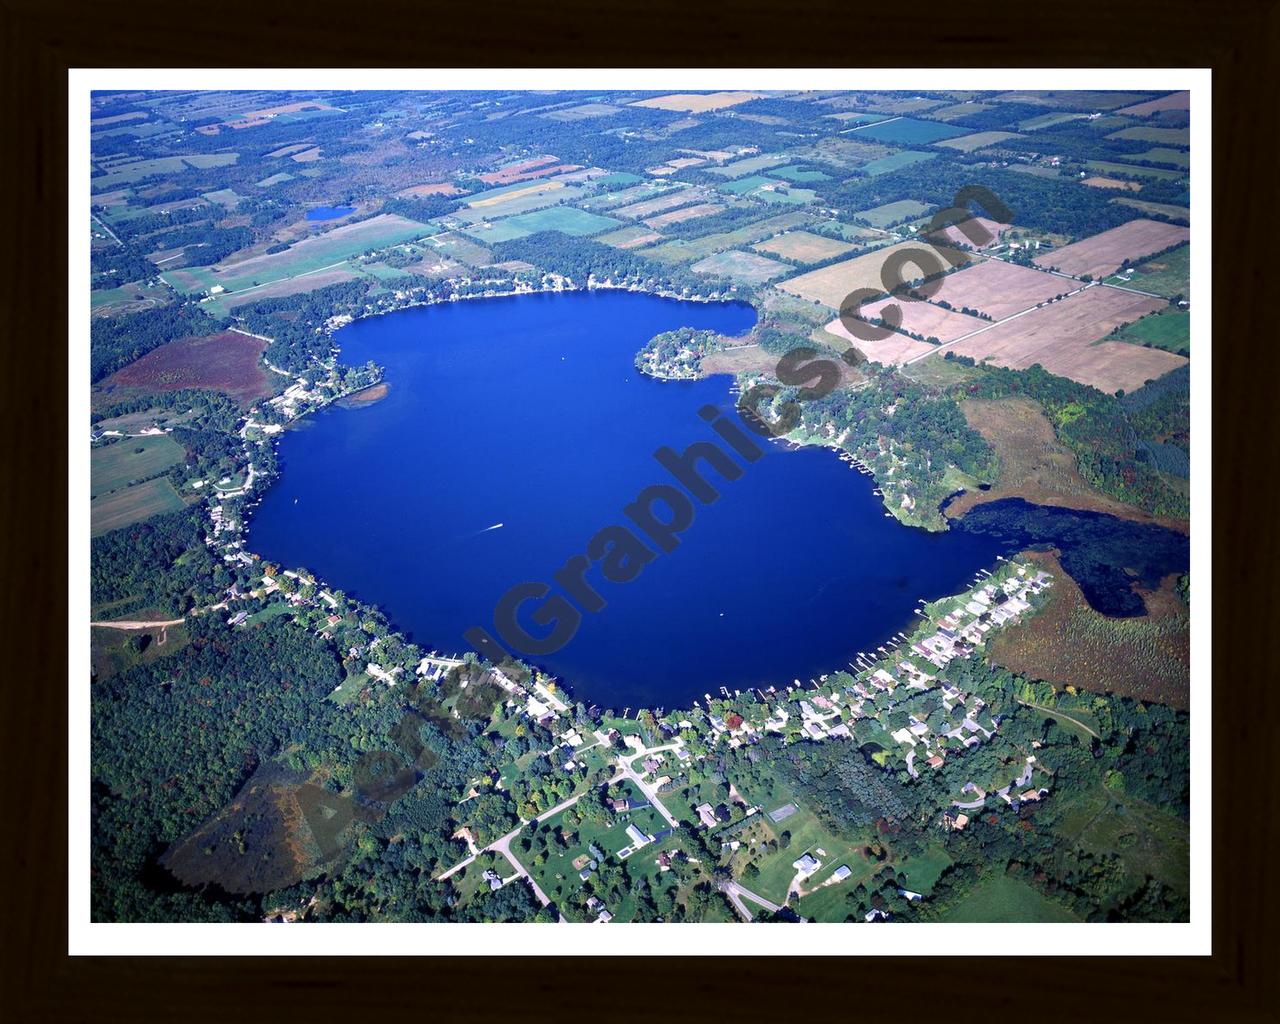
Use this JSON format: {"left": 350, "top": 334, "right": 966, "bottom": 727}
{"left": 936, "top": 873, "right": 1080, "bottom": 922}
{"left": 90, "top": 622, "right": 189, "bottom": 681}
{"left": 897, "top": 843, "right": 952, "bottom": 894}
{"left": 328, "top": 669, "right": 370, "bottom": 705}
{"left": 860, "top": 151, "right": 937, "bottom": 176}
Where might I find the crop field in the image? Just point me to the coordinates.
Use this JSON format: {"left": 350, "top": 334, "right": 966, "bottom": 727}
{"left": 935, "top": 130, "right": 1024, "bottom": 153}
{"left": 595, "top": 224, "right": 663, "bottom": 249}
{"left": 823, "top": 318, "right": 938, "bottom": 365}
{"left": 492, "top": 205, "right": 621, "bottom": 238}
{"left": 614, "top": 188, "right": 707, "bottom": 219}
{"left": 1108, "top": 126, "right": 1191, "bottom": 146}
{"left": 420, "top": 231, "right": 493, "bottom": 267}
{"left": 925, "top": 216, "right": 1009, "bottom": 249}
{"left": 1111, "top": 198, "right": 1189, "bottom": 223}
{"left": 852, "top": 117, "right": 967, "bottom": 145}
{"left": 91, "top": 476, "right": 186, "bottom": 537}
{"left": 477, "top": 155, "right": 559, "bottom": 184}
{"left": 751, "top": 230, "right": 856, "bottom": 264}
{"left": 776, "top": 239, "right": 973, "bottom": 309}
{"left": 464, "top": 179, "right": 567, "bottom": 209}
{"left": 164, "top": 214, "right": 435, "bottom": 295}
{"left": 690, "top": 249, "right": 790, "bottom": 284}
{"left": 1108, "top": 242, "right": 1190, "bottom": 298}
{"left": 858, "top": 96, "right": 946, "bottom": 116}
{"left": 1034, "top": 219, "right": 1189, "bottom": 279}
{"left": 91, "top": 434, "right": 186, "bottom": 497}
{"left": 541, "top": 102, "right": 621, "bottom": 121}
{"left": 211, "top": 266, "right": 363, "bottom": 314}
{"left": 824, "top": 111, "right": 890, "bottom": 124}
{"left": 639, "top": 210, "right": 814, "bottom": 264}
{"left": 90, "top": 153, "right": 238, "bottom": 192}
{"left": 643, "top": 203, "right": 724, "bottom": 229}
{"left": 705, "top": 154, "right": 788, "bottom": 178}
{"left": 946, "top": 284, "right": 1184, "bottom": 393}
{"left": 1113, "top": 308, "right": 1190, "bottom": 355}
{"left": 854, "top": 199, "right": 932, "bottom": 228}
{"left": 1117, "top": 91, "right": 1190, "bottom": 117}
{"left": 1082, "top": 176, "right": 1141, "bottom": 191}
{"left": 254, "top": 172, "right": 294, "bottom": 188}
{"left": 929, "top": 260, "right": 1072, "bottom": 320}
{"left": 716, "top": 174, "right": 783, "bottom": 197}
{"left": 789, "top": 136, "right": 891, "bottom": 170}
{"left": 578, "top": 181, "right": 678, "bottom": 210}
{"left": 848, "top": 294, "right": 984, "bottom": 342}
{"left": 104, "top": 330, "right": 274, "bottom": 403}
{"left": 1085, "top": 160, "right": 1184, "bottom": 181}
{"left": 397, "top": 181, "right": 465, "bottom": 198}
{"left": 631, "top": 91, "right": 766, "bottom": 112}
{"left": 817, "top": 220, "right": 886, "bottom": 243}
{"left": 1018, "top": 111, "right": 1089, "bottom": 130}
{"left": 995, "top": 90, "right": 1153, "bottom": 110}
{"left": 454, "top": 184, "right": 588, "bottom": 223}
{"left": 771, "top": 165, "right": 831, "bottom": 183}
{"left": 1129, "top": 147, "right": 1190, "bottom": 169}
{"left": 858, "top": 150, "right": 937, "bottom": 176}
{"left": 930, "top": 101, "right": 994, "bottom": 121}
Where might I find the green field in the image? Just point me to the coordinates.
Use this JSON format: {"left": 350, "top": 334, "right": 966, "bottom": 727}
{"left": 489, "top": 204, "right": 621, "bottom": 238}
{"left": 163, "top": 213, "right": 437, "bottom": 295}
{"left": 1112, "top": 308, "right": 1190, "bottom": 355}
{"left": 1111, "top": 197, "right": 1190, "bottom": 224}
{"left": 771, "top": 165, "right": 832, "bottom": 183}
{"left": 717, "top": 175, "right": 783, "bottom": 196}
{"left": 854, "top": 199, "right": 932, "bottom": 228}
{"left": 860, "top": 150, "right": 937, "bottom": 176}
{"left": 936, "top": 873, "right": 1081, "bottom": 922}
{"left": 1018, "top": 111, "right": 1088, "bottom": 130}
{"left": 91, "top": 476, "right": 186, "bottom": 536}
{"left": 706, "top": 154, "right": 788, "bottom": 178}
{"left": 90, "top": 153, "right": 238, "bottom": 192}
{"left": 1128, "top": 147, "right": 1190, "bottom": 169}
{"left": 91, "top": 435, "right": 185, "bottom": 497}
{"left": 1107, "top": 126, "right": 1191, "bottom": 146}
{"left": 1108, "top": 243, "right": 1190, "bottom": 299}
{"left": 690, "top": 249, "right": 789, "bottom": 284}
{"left": 853, "top": 118, "right": 966, "bottom": 145}
{"left": 639, "top": 210, "right": 814, "bottom": 264}
{"left": 1086, "top": 160, "right": 1185, "bottom": 181}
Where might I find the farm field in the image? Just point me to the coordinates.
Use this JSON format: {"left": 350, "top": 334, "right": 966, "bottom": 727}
{"left": 90, "top": 152, "right": 238, "bottom": 192}
{"left": 852, "top": 117, "right": 967, "bottom": 145}
{"left": 463, "top": 179, "right": 568, "bottom": 209}
{"left": 90, "top": 282, "right": 172, "bottom": 318}
{"left": 489, "top": 205, "right": 620, "bottom": 237}
{"left": 1116, "top": 91, "right": 1190, "bottom": 117}
{"left": 846, "top": 294, "right": 984, "bottom": 343}
{"left": 91, "top": 476, "right": 186, "bottom": 537}
{"left": 595, "top": 224, "right": 663, "bottom": 249}
{"left": 578, "top": 181, "right": 677, "bottom": 210}
{"left": 1018, "top": 111, "right": 1088, "bottom": 130}
{"left": 103, "top": 330, "right": 274, "bottom": 403}
{"left": 690, "top": 250, "right": 789, "bottom": 284}
{"left": 935, "top": 873, "right": 1080, "bottom": 923}
{"left": 164, "top": 213, "right": 435, "bottom": 295}
{"left": 854, "top": 198, "right": 932, "bottom": 228}
{"left": 420, "top": 231, "right": 493, "bottom": 267}
{"left": 613, "top": 188, "right": 706, "bottom": 219}
{"left": 1128, "top": 147, "right": 1190, "bottom": 169}
{"left": 705, "top": 154, "right": 788, "bottom": 178}
{"left": 945, "top": 284, "right": 1183, "bottom": 393}
{"left": 1086, "top": 160, "right": 1184, "bottom": 181}
{"left": 453, "top": 184, "right": 588, "bottom": 223}
{"left": 1082, "top": 176, "right": 1141, "bottom": 191}
{"left": 926, "top": 215, "right": 1009, "bottom": 249}
{"left": 824, "top": 111, "right": 890, "bottom": 124}
{"left": 397, "top": 181, "right": 465, "bottom": 198}
{"left": 771, "top": 165, "right": 831, "bottom": 183}
{"left": 928, "top": 260, "right": 1071, "bottom": 320}
{"left": 1111, "top": 198, "right": 1190, "bottom": 223}
{"left": 1107, "top": 243, "right": 1190, "bottom": 299}
{"left": 751, "top": 230, "right": 855, "bottom": 264}
{"left": 935, "top": 130, "right": 1023, "bottom": 152}
{"left": 1112, "top": 308, "right": 1190, "bottom": 355}
{"left": 644, "top": 203, "right": 724, "bottom": 229}
{"left": 639, "top": 210, "right": 813, "bottom": 264}
{"left": 790, "top": 136, "right": 891, "bottom": 170}
{"left": 859, "top": 150, "right": 937, "bottom": 176}
{"left": 823, "top": 318, "right": 937, "bottom": 365}
{"left": 1108, "top": 126, "right": 1191, "bottom": 146}
{"left": 930, "top": 101, "right": 994, "bottom": 121}
{"left": 90, "top": 434, "right": 186, "bottom": 497}
{"left": 210, "top": 266, "right": 363, "bottom": 313}
{"left": 776, "top": 239, "right": 973, "bottom": 309}
{"left": 631, "top": 91, "right": 765, "bottom": 112}
{"left": 1033, "top": 219, "right": 1190, "bottom": 279}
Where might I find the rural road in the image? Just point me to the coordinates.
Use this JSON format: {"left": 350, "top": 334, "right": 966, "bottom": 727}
{"left": 719, "top": 879, "right": 786, "bottom": 922}
{"left": 90, "top": 618, "right": 185, "bottom": 629}
{"left": 1016, "top": 700, "right": 1102, "bottom": 739}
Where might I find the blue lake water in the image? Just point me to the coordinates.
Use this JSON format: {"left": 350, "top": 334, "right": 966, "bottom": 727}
{"left": 306, "top": 205, "right": 356, "bottom": 221}
{"left": 247, "top": 290, "right": 1189, "bottom": 709}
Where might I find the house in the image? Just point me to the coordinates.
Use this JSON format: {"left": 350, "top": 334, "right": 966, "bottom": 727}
{"left": 595, "top": 910, "right": 613, "bottom": 924}
{"left": 792, "top": 853, "right": 821, "bottom": 877}
{"left": 481, "top": 869, "right": 502, "bottom": 892}
{"left": 898, "top": 889, "right": 924, "bottom": 901}
{"left": 926, "top": 755, "right": 945, "bottom": 769}
{"left": 831, "top": 865, "right": 852, "bottom": 882}
{"left": 695, "top": 802, "right": 718, "bottom": 829}
{"left": 625, "top": 824, "right": 651, "bottom": 848}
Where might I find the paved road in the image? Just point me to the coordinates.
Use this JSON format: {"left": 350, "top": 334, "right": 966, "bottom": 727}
{"left": 616, "top": 743, "right": 682, "bottom": 829}
{"left": 90, "top": 618, "right": 185, "bottom": 629}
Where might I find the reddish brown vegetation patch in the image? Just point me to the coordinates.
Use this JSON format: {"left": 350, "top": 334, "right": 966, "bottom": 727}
{"left": 105, "top": 330, "right": 273, "bottom": 405}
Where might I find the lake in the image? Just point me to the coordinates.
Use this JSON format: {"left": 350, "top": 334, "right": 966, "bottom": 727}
{"left": 247, "top": 290, "right": 1188, "bottom": 709}
{"left": 306, "top": 205, "right": 356, "bottom": 221}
